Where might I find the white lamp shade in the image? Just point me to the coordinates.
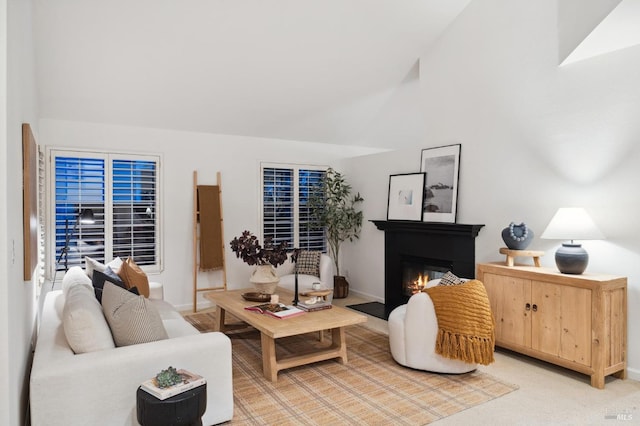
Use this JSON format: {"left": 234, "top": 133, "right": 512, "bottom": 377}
{"left": 541, "top": 208, "right": 604, "bottom": 241}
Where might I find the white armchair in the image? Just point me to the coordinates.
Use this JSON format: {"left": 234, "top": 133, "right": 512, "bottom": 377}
{"left": 388, "top": 278, "right": 478, "bottom": 374}
{"left": 276, "top": 253, "right": 333, "bottom": 301}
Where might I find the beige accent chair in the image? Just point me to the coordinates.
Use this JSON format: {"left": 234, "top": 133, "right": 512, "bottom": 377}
{"left": 276, "top": 253, "right": 333, "bottom": 301}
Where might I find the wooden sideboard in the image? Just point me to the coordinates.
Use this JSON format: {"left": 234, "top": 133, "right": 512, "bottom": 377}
{"left": 477, "top": 262, "right": 627, "bottom": 389}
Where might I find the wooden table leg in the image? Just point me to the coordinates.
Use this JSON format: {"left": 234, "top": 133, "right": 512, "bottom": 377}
{"left": 331, "top": 327, "right": 348, "bottom": 364}
{"left": 261, "top": 333, "right": 278, "bottom": 383}
{"left": 256, "top": 327, "right": 354, "bottom": 382}
{"left": 214, "top": 306, "right": 226, "bottom": 332}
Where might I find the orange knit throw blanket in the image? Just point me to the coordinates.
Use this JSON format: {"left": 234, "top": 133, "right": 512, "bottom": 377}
{"left": 425, "top": 279, "right": 495, "bottom": 365}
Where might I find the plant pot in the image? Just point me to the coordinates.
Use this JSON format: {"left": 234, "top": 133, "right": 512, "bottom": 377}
{"left": 249, "top": 264, "right": 280, "bottom": 294}
{"left": 333, "top": 276, "right": 349, "bottom": 299}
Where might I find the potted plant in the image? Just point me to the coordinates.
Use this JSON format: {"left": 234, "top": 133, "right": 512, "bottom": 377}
{"left": 309, "top": 168, "right": 364, "bottom": 298}
{"left": 230, "top": 230, "right": 289, "bottom": 294}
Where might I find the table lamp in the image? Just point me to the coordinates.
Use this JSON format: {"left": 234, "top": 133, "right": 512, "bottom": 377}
{"left": 541, "top": 207, "right": 604, "bottom": 274}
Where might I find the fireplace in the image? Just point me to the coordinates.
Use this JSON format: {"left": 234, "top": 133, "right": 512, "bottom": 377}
{"left": 372, "top": 220, "right": 484, "bottom": 318}
{"left": 401, "top": 256, "right": 452, "bottom": 296}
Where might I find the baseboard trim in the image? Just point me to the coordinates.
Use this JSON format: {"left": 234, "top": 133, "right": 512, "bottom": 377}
{"left": 175, "top": 300, "right": 215, "bottom": 313}
{"left": 348, "top": 289, "right": 384, "bottom": 303}
{"left": 626, "top": 367, "right": 640, "bottom": 383}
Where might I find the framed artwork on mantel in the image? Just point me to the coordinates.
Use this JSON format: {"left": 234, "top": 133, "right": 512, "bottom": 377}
{"left": 387, "top": 173, "right": 425, "bottom": 221}
{"left": 420, "top": 144, "right": 461, "bottom": 223}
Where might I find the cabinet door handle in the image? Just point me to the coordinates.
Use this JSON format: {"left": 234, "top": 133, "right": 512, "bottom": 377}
{"left": 532, "top": 304, "right": 538, "bottom": 312}
{"left": 525, "top": 303, "right": 531, "bottom": 311}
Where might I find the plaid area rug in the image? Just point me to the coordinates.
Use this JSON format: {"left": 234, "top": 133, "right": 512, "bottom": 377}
{"left": 183, "top": 311, "right": 518, "bottom": 425}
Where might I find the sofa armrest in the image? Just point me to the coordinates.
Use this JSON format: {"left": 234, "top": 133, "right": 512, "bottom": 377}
{"left": 30, "top": 332, "right": 233, "bottom": 426}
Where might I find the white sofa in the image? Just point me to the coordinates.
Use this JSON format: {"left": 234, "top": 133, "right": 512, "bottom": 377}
{"left": 275, "top": 253, "right": 333, "bottom": 301}
{"left": 30, "top": 267, "right": 234, "bottom": 426}
{"left": 388, "top": 278, "right": 478, "bottom": 374}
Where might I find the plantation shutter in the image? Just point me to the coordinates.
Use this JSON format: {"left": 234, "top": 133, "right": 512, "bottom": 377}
{"left": 50, "top": 150, "right": 161, "bottom": 280}
{"left": 111, "top": 159, "right": 158, "bottom": 265}
{"left": 263, "top": 167, "right": 294, "bottom": 248}
{"left": 262, "top": 164, "right": 326, "bottom": 251}
{"left": 37, "top": 146, "right": 46, "bottom": 291}
{"left": 53, "top": 155, "right": 106, "bottom": 271}
{"left": 298, "top": 169, "right": 325, "bottom": 251}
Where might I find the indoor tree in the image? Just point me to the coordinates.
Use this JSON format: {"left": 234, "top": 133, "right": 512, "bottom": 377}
{"left": 309, "top": 168, "right": 364, "bottom": 296}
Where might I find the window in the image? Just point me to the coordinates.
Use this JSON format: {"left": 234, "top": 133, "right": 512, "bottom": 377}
{"left": 261, "top": 164, "right": 326, "bottom": 251}
{"left": 49, "top": 150, "right": 161, "bottom": 278}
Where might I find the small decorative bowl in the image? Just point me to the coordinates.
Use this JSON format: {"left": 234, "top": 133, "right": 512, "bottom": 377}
{"left": 241, "top": 292, "right": 271, "bottom": 302}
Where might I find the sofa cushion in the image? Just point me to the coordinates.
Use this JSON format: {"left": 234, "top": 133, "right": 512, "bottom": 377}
{"left": 102, "top": 282, "right": 168, "bottom": 347}
{"left": 62, "top": 284, "right": 115, "bottom": 354}
{"left": 118, "top": 257, "right": 150, "bottom": 298}
{"left": 85, "top": 256, "right": 123, "bottom": 279}
{"left": 296, "top": 250, "right": 322, "bottom": 277}
{"left": 61, "top": 266, "right": 93, "bottom": 296}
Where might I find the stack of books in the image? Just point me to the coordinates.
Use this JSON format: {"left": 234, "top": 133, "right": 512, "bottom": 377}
{"left": 296, "top": 300, "right": 332, "bottom": 312}
{"left": 244, "top": 303, "right": 306, "bottom": 319}
{"left": 140, "top": 369, "right": 206, "bottom": 400}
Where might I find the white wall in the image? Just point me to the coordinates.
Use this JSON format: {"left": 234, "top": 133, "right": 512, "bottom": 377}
{"left": 39, "top": 119, "right": 382, "bottom": 311}
{"left": 2, "top": 0, "right": 39, "bottom": 424}
{"left": 342, "top": 0, "right": 640, "bottom": 380}
{"left": 0, "top": 0, "right": 9, "bottom": 421}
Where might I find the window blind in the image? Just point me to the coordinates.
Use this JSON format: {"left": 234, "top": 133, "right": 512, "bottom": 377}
{"left": 298, "top": 169, "right": 325, "bottom": 251}
{"left": 263, "top": 167, "right": 294, "bottom": 248}
{"left": 53, "top": 156, "right": 106, "bottom": 271}
{"left": 112, "top": 159, "right": 157, "bottom": 265}
{"left": 262, "top": 164, "right": 326, "bottom": 252}
{"left": 37, "top": 145, "right": 46, "bottom": 292}
{"left": 50, "top": 150, "right": 161, "bottom": 278}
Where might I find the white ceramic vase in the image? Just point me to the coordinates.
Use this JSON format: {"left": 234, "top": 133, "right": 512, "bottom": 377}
{"left": 249, "top": 264, "right": 280, "bottom": 294}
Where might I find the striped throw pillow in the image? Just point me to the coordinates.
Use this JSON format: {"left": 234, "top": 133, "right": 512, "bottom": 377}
{"left": 101, "top": 282, "right": 168, "bottom": 347}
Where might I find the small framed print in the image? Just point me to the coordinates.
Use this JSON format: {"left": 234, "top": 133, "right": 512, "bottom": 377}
{"left": 420, "top": 144, "right": 461, "bottom": 223}
{"left": 387, "top": 173, "right": 426, "bottom": 221}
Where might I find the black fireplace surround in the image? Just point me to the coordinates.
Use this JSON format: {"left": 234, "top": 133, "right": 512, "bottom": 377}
{"left": 372, "top": 220, "right": 484, "bottom": 318}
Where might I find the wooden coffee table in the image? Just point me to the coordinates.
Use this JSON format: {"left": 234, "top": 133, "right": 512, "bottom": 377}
{"left": 204, "top": 287, "right": 367, "bottom": 382}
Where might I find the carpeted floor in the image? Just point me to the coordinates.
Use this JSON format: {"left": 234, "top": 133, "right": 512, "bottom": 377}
{"left": 183, "top": 311, "right": 518, "bottom": 425}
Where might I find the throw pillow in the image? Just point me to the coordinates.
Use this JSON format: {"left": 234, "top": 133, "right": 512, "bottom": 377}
{"left": 101, "top": 282, "right": 168, "bottom": 347}
{"left": 118, "top": 257, "right": 150, "bottom": 298}
{"left": 85, "top": 256, "right": 123, "bottom": 279}
{"left": 92, "top": 266, "right": 127, "bottom": 302}
{"left": 295, "top": 251, "right": 322, "bottom": 277}
{"left": 62, "top": 284, "right": 115, "bottom": 354}
{"left": 84, "top": 256, "right": 103, "bottom": 279}
{"left": 92, "top": 266, "right": 138, "bottom": 302}
{"left": 437, "top": 271, "right": 464, "bottom": 286}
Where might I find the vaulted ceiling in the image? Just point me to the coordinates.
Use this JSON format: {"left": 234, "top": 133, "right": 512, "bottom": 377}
{"left": 33, "top": 0, "right": 472, "bottom": 147}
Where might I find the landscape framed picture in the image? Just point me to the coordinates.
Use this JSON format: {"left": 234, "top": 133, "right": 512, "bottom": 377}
{"left": 420, "top": 144, "right": 461, "bottom": 223}
{"left": 387, "top": 172, "right": 426, "bottom": 221}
